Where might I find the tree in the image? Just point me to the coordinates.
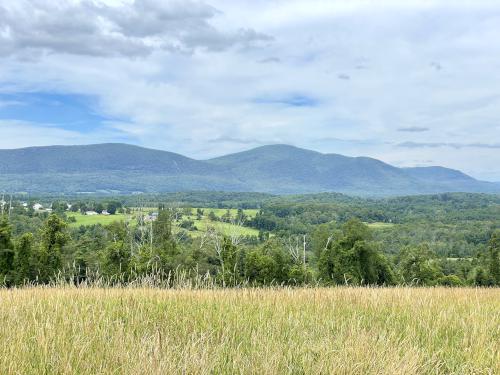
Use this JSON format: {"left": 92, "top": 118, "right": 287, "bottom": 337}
{"left": 244, "top": 239, "right": 294, "bottom": 285}
{"left": 132, "top": 207, "right": 181, "bottom": 275}
{"left": 236, "top": 208, "right": 247, "bottom": 223}
{"left": 94, "top": 203, "right": 105, "bottom": 214}
{"left": 318, "top": 219, "right": 396, "bottom": 285}
{"left": 14, "top": 233, "right": 34, "bottom": 285}
{"left": 0, "top": 217, "right": 15, "bottom": 285}
{"left": 51, "top": 201, "right": 68, "bottom": 214}
{"left": 221, "top": 209, "right": 232, "bottom": 223}
{"left": 472, "top": 267, "right": 491, "bottom": 286}
{"left": 438, "top": 274, "right": 464, "bottom": 287}
{"left": 106, "top": 201, "right": 122, "bottom": 215}
{"left": 208, "top": 211, "right": 218, "bottom": 222}
{"left": 488, "top": 231, "right": 500, "bottom": 285}
{"left": 78, "top": 202, "right": 88, "bottom": 214}
{"left": 101, "top": 241, "right": 131, "bottom": 279}
{"left": 397, "top": 244, "right": 442, "bottom": 286}
{"left": 38, "top": 214, "right": 69, "bottom": 281}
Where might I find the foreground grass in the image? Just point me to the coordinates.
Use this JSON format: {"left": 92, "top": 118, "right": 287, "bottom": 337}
{"left": 0, "top": 288, "right": 498, "bottom": 374}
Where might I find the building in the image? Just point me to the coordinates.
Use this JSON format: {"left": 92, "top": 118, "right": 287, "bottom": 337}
{"left": 33, "top": 203, "right": 44, "bottom": 211}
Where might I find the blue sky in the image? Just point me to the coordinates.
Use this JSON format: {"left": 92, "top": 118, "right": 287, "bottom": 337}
{"left": 0, "top": 0, "right": 499, "bottom": 180}
{"left": 0, "top": 93, "right": 106, "bottom": 131}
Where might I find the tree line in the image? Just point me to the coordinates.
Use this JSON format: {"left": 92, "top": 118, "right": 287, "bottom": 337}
{"left": 1, "top": 206, "right": 498, "bottom": 287}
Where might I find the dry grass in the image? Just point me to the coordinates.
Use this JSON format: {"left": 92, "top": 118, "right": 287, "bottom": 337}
{"left": 0, "top": 287, "right": 498, "bottom": 374}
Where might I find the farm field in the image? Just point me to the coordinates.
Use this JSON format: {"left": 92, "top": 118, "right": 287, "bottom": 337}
{"left": 67, "top": 208, "right": 260, "bottom": 237}
{"left": 67, "top": 212, "right": 131, "bottom": 227}
{"left": 0, "top": 287, "right": 498, "bottom": 374}
{"left": 185, "top": 219, "right": 260, "bottom": 237}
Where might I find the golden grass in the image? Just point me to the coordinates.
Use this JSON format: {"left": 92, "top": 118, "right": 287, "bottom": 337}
{"left": 0, "top": 287, "right": 498, "bottom": 374}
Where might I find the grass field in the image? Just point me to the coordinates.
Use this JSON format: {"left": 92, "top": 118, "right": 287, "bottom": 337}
{"left": 66, "top": 212, "right": 131, "bottom": 227}
{"left": 0, "top": 287, "right": 498, "bottom": 374}
{"left": 66, "top": 208, "right": 260, "bottom": 237}
{"left": 189, "top": 219, "right": 260, "bottom": 237}
{"left": 201, "top": 208, "right": 259, "bottom": 218}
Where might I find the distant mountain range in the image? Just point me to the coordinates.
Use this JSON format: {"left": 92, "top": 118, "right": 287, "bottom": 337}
{"left": 0, "top": 143, "right": 498, "bottom": 196}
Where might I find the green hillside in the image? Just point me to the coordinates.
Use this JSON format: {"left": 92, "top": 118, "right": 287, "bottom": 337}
{"left": 0, "top": 143, "right": 498, "bottom": 196}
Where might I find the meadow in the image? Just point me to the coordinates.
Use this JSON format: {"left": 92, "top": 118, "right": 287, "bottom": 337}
{"left": 66, "top": 208, "right": 260, "bottom": 237}
{"left": 0, "top": 287, "right": 498, "bottom": 374}
{"left": 66, "top": 212, "right": 130, "bottom": 227}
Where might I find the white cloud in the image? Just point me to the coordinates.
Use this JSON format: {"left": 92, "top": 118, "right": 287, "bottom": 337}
{"left": 0, "top": 0, "right": 500, "bottom": 180}
{"left": 0, "top": 120, "right": 122, "bottom": 148}
{"left": 0, "top": 0, "right": 271, "bottom": 57}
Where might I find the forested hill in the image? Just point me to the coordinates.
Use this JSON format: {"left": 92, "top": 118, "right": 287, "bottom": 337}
{"left": 0, "top": 143, "right": 498, "bottom": 196}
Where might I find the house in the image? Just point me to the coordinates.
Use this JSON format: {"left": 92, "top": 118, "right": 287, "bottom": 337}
{"left": 85, "top": 211, "right": 98, "bottom": 216}
{"left": 33, "top": 203, "right": 44, "bottom": 211}
{"left": 144, "top": 212, "right": 159, "bottom": 222}
{"left": 101, "top": 210, "right": 110, "bottom": 216}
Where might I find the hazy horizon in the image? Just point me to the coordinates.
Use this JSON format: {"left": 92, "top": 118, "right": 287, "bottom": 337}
{"left": 1, "top": 1, "right": 500, "bottom": 180}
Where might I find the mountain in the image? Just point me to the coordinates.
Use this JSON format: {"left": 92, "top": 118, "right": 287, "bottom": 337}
{"left": 0, "top": 143, "right": 498, "bottom": 196}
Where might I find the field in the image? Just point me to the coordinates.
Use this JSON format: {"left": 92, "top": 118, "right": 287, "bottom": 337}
{"left": 0, "top": 287, "right": 498, "bottom": 374}
{"left": 67, "top": 208, "right": 260, "bottom": 237}
{"left": 66, "top": 212, "right": 131, "bottom": 227}
{"left": 187, "top": 219, "right": 260, "bottom": 237}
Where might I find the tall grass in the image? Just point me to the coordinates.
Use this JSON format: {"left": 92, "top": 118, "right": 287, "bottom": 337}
{"left": 0, "top": 286, "right": 498, "bottom": 374}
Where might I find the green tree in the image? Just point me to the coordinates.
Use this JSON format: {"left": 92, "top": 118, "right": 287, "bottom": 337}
{"left": 319, "top": 219, "right": 395, "bottom": 285}
{"left": 106, "top": 201, "right": 122, "bottom": 215}
{"left": 38, "top": 214, "right": 69, "bottom": 281}
{"left": 94, "top": 203, "right": 105, "bottom": 214}
{"left": 51, "top": 201, "right": 68, "bottom": 214}
{"left": 472, "top": 267, "right": 491, "bottom": 286}
{"left": 14, "top": 233, "right": 34, "bottom": 285}
{"left": 488, "top": 231, "right": 500, "bottom": 285}
{"left": 133, "top": 207, "right": 180, "bottom": 274}
{"left": 397, "top": 244, "right": 443, "bottom": 286}
{"left": 437, "top": 274, "right": 464, "bottom": 287}
{"left": 244, "top": 239, "right": 293, "bottom": 285}
{"left": 101, "top": 241, "right": 131, "bottom": 279}
{"left": 236, "top": 208, "right": 247, "bottom": 223}
{"left": 208, "top": 211, "right": 218, "bottom": 222}
{"left": 0, "top": 217, "right": 15, "bottom": 285}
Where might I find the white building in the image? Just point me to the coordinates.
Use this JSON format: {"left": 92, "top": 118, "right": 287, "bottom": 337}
{"left": 33, "top": 203, "right": 44, "bottom": 211}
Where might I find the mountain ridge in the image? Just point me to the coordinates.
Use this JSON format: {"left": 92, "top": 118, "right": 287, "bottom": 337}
{"left": 0, "top": 143, "right": 498, "bottom": 196}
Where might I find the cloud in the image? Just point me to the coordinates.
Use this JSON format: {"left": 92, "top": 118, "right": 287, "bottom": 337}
{"left": 1, "top": 0, "right": 500, "bottom": 180}
{"left": 397, "top": 141, "right": 500, "bottom": 149}
{"left": 337, "top": 74, "right": 350, "bottom": 80}
{"left": 253, "top": 94, "right": 319, "bottom": 107}
{"left": 0, "top": 99, "right": 23, "bottom": 108}
{"left": 0, "top": 0, "right": 272, "bottom": 58}
{"left": 258, "top": 57, "right": 281, "bottom": 64}
{"left": 207, "top": 136, "right": 270, "bottom": 145}
{"left": 0, "top": 119, "right": 129, "bottom": 148}
{"left": 430, "top": 61, "right": 442, "bottom": 71}
{"left": 397, "top": 126, "right": 430, "bottom": 132}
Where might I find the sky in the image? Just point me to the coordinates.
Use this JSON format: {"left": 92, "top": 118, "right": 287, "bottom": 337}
{"left": 0, "top": 0, "right": 499, "bottom": 181}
